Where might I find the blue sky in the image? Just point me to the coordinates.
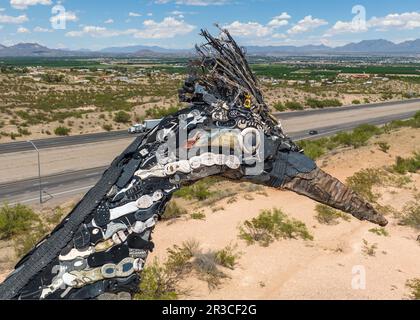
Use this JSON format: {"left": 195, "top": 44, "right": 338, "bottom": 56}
{"left": 0, "top": 0, "right": 419, "bottom": 50}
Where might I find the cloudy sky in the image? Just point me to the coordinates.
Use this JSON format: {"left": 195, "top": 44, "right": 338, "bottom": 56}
{"left": 0, "top": 0, "right": 419, "bottom": 50}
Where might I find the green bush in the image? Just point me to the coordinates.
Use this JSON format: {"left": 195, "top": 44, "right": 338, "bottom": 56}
{"left": 215, "top": 244, "right": 240, "bottom": 270}
{"left": 346, "top": 168, "right": 388, "bottom": 203}
{"left": 135, "top": 260, "right": 178, "bottom": 300}
{"left": 346, "top": 168, "right": 410, "bottom": 203}
{"left": 376, "top": 141, "right": 390, "bottom": 153}
{"left": 174, "top": 178, "right": 219, "bottom": 201}
{"left": 190, "top": 212, "right": 206, "bottom": 220}
{"left": 315, "top": 204, "right": 350, "bottom": 225}
{"left": 162, "top": 201, "right": 187, "bottom": 221}
{"left": 369, "top": 228, "right": 389, "bottom": 237}
{"left": 352, "top": 99, "right": 361, "bottom": 105}
{"left": 391, "top": 152, "right": 420, "bottom": 175}
{"left": 306, "top": 98, "right": 342, "bottom": 109}
{"left": 102, "top": 124, "right": 113, "bottom": 132}
{"left": 54, "top": 126, "right": 71, "bottom": 136}
{"left": 0, "top": 203, "right": 39, "bottom": 240}
{"left": 273, "top": 102, "right": 286, "bottom": 112}
{"left": 114, "top": 111, "right": 131, "bottom": 123}
{"left": 285, "top": 101, "right": 304, "bottom": 110}
{"left": 239, "top": 208, "right": 313, "bottom": 247}
{"left": 145, "top": 106, "right": 180, "bottom": 119}
{"left": 399, "top": 200, "right": 420, "bottom": 230}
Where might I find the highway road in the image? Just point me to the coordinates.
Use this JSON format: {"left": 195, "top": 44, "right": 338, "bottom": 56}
{"left": 0, "top": 98, "right": 419, "bottom": 155}
{"left": 0, "top": 98, "right": 419, "bottom": 205}
{"left": 1, "top": 107, "right": 419, "bottom": 205}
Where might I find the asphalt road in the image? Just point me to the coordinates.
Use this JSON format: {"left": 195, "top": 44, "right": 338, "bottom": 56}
{"left": 1, "top": 102, "right": 419, "bottom": 205}
{"left": 1, "top": 98, "right": 419, "bottom": 155}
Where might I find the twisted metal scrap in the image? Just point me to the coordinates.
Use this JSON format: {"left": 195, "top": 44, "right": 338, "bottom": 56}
{"left": 0, "top": 28, "right": 387, "bottom": 300}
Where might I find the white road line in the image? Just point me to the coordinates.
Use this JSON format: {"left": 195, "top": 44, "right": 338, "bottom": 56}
{"left": 10, "top": 185, "right": 94, "bottom": 205}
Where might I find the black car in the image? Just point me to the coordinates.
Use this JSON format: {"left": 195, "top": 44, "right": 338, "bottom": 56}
{"left": 309, "top": 130, "right": 319, "bottom": 135}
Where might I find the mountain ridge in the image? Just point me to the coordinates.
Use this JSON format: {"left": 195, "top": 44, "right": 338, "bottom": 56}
{"left": 0, "top": 39, "right": 419, "bottom": 57}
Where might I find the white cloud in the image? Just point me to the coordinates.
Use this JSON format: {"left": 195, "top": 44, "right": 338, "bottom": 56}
{"left": 50, "top": 11, "right": 78, "bottom": 25}
{"left": 147, "top": 13, "right": 153, "bottom": 17}
{"left": 66, "top": 26, "right": 137, "bottom": 38}
{"left": 223, "top": 21, "right": 272, "bottom": 37}
{"left": 324, "top": 20, "right": 367, "bottom": 36}
{"left": 369, "top": 12, "right": 420, "bottom": 30}
{"left": 129, "top": 12, "right": 141, "bottom": 17}
{"left": 287, "top": 15, "right": 328, "bottom": 35}
{"left": 17, "top": 26, "right": 30, "bottom": 33}
{"left": 0, "top": 13, "right": 28, "bottom": 24}
{"left": 104, "top": 19, "right": 114, "bottom": 24}
{"left": 223, "top": 12, "right": 291, "bottom": 39}
{"left": 66, "top": 17, "right": 195, "bottom": 40}
{"left": 156, "top": 0, "right": 229, "bottom": 6}
{"left": 0, "top": 8, "right": 5, "bottom": 12}
{"left": 10, "top": 0, "right": 51, "bottom": 10}
{"left": 34, "top": 26, "right": 51, "bottom": 32}
{"left": 268, "top": 12, "right": 291, "bottom": 27}
{"left": 134, "top": 17, "right": 195, "bottom": 39}
{"left": 325, "top": 11, "right": 420, "bottom": 36}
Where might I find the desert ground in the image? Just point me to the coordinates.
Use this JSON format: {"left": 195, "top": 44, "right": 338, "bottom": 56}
{"left": 1, "top": 125, "right": 419, "bottom": 300}
{"left": 0, "top": 68, "right": 419, "bottom": 143}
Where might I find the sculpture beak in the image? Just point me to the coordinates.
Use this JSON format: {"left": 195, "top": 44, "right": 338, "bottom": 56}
{"left": 282, "top": 167, "right": 388, "bottom": 227}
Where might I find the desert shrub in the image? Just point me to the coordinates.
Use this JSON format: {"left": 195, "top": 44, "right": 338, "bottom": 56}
{"left": 18, "top": 127, "right": 31, "bottom": 136}
{"left": 352, "top": 99, "right": 361, "bottom": 105}
{"left": 285, "top": 101, "right": 304, "bottom": 110}
{"left": 162, "top": 201, "right": 187, "bottom": 221}
{"left": 346, "top": 168, "right": 409, "bottom": 203}
{"left": 376, "top": 141, "right": 390, "bottom": 153}
{"left": 406, "top": 279, "right": 420, "bottom": 300}
{"left": 369, "top": 228, "right": 389, "bottom": 237}
{"left": 102, "top": 124, "right": 113, "bottom": 132}
{"left": 145, "top": 106, "right": 180, "bottom": 119}
{"left": 273, "top": 102, "right": 286, "bottom": 112}
{"left": 391, "top": 152, "right": 420, "bottom": 174}
{"left": 239, "top": 208, "right": 313, "bottom": 247}
{"left": 399, "top": 200, "right": 420, "bottom": 230}
{"left": 347, "top": 169, "right": 382, "bottom": 202}
{"left": 315, "top": 204, "right": 350, "bottom": 225}
{"left": 41, "top": 73, "right": 64, "bottom": 83}
{"left": 0, "top": 203, "right": 39, "bottom": 240}
{"left": 306, "top": 98, "right": 342, "bottom": 109}
{"left": 135, "top": 260, "right": 178, "bottom": 300}
{"left": 54, "top": 126, "right": 71, "bottom": 136}
{"left": 174, "top": 178, "right": 220, "bottom": 201}
{"left": 362, "top": 239, "right": 378, "bottom": 256}
{"left": 114, "top": 111, "right": 131, "bottom": 123}
{"left": 215, "top": 244, "right": 240, "bottom": 270}
{"left": 14, "top": 223, "right": 48, "bottom": 258}
{"left": 298, "top": 138, "right": 332, "bottom": 160}
{"left": 164, "top": 240, "right": 234, "bottom": 290}
{"left": 190, "top": 212, "right": 206, "bottom": 220}
{"left": 331, "top": 124, "right": 381, "bottom": 148}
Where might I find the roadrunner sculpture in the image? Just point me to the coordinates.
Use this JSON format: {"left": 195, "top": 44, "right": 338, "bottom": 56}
{"left": 0, "top": 28, "right": 388, "bottom": 300}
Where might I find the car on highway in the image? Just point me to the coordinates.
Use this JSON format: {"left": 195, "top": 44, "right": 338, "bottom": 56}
{"left": 308, "top": 130, "right": 319, "bottom": 135}
{"left": 128, "top": 119, "right": 162, "bottom": 134}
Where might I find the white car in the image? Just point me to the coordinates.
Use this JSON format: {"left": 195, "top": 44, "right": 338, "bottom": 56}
{"left": 128, "top": 119, "right": 162, "bottom": 134}
{"left": 128, "top": 124, "right": 145, "bottom": 134}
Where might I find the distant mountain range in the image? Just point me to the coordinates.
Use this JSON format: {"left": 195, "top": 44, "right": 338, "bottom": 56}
{"left": 0, "top": 39, "right": 419, "bottom": 58}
